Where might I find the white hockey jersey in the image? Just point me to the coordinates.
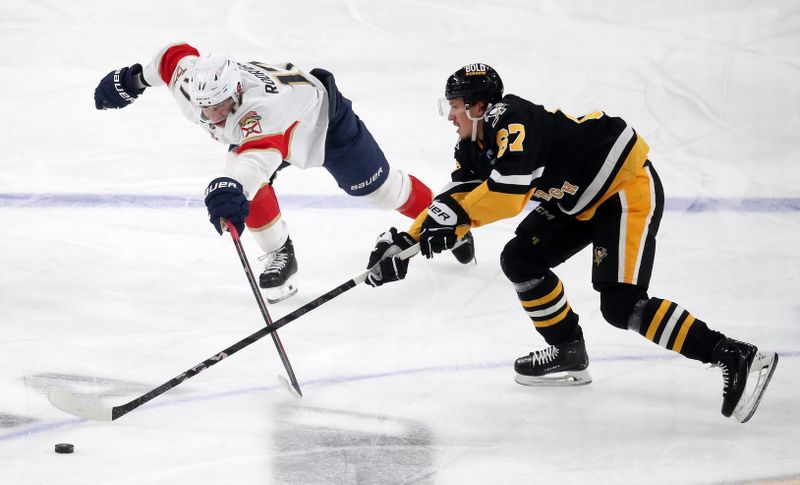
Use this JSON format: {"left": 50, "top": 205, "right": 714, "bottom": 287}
{"left": 141, "top": 43, "right": 330, "bottom": 198}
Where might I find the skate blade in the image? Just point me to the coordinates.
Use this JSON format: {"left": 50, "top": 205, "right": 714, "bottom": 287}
{"left": 733, "top": 351, "right": 778, "bottom": 423}
{"left": 264, "top": 276, "right": 299, "bottom": 304}
{"left": 514, "top": 369, "right": 592, "bottom": 387}
{"left": 451, "top": 237, "right": 476, "bottom": 265}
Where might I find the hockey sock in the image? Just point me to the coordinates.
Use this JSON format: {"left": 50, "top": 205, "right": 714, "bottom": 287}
{"left": 633, "top": 298, "right": 724, "bottom": 363}
{"left": 396, "top": 174, "right": 433, "bottom": 218}
{"left": 246, "top": 184, "right": 281, "bottom": 229}
{"left": 515, "top": 271, "right": 581, "bottom": 345}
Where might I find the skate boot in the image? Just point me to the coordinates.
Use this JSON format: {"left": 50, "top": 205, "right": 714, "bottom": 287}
{"left": 258, "top": 237, "right": 299, "bottom": 303}
{"left": 514, "top": 339, "right": 592, "bottom": 386}
{"left": 710, "top": 337, "right": 778, "bottom": 423}
{"left": 452, "top": 231, "right": 476, "bottom": 264}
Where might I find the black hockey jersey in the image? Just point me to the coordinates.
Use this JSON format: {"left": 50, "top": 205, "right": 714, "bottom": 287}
{"left": 409, "top": 94, "right": 651, "bottom": 238}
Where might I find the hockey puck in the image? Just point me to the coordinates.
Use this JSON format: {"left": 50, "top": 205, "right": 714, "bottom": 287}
{"left": 54, "top": 443, "right": 74, "bottom": 454}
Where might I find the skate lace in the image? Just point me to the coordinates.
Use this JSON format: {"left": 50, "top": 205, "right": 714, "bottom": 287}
{"left": 530, "top": 346, "right": 559, "bottom": 365}
{"left": 711, "top": 363, "right": 732, "bottom": 396}
{"left": 259, "top": 251, "right": 289, "bottom": 275}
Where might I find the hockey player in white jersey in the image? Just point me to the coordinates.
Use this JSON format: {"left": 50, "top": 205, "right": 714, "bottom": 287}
{"left": 94, "top": 42, "right": 473, "bottom": 302}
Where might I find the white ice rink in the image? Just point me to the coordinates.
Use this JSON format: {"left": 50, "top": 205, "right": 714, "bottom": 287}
{"left": 1, "top": 1, "right": 799, "bottom": 484}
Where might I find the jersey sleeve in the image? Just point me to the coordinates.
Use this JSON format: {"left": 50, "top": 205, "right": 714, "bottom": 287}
{"left": 226, "top": 119, "right": 300, "bottom": 198}
{"left": 223, "top": 148, "right": 284, "bottom": 200}
{"left": 141, "top": 42, "right": 201, "bottom": 124}
{"left": 141, "top": 42, "right": 200, "bottom": 88}
{"left": 436, "top": 140, "right": 484, "bottom": 198}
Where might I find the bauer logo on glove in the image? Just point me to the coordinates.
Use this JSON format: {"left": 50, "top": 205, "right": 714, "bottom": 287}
{"left": 427, "top": 199, "right": 460, "bottom": 226}
{"left": 420, "top": 195, "right": 471, "bottom": 258}
{"left": 203, "top": 176, "right": 249, "bottom": 236}
{"left": 204, "top": 178, "right": 240, "bottom": 197}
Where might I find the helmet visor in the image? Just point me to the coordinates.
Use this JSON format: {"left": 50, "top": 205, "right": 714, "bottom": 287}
{"left": 438, "top": 97, "right": 468, "bottom": 117}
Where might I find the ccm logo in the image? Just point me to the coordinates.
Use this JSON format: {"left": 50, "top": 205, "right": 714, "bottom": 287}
{"left": 427, "top": 200, "right": 457, "bottom": 226}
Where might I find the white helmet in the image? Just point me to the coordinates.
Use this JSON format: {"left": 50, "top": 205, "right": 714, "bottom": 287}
{"left": 188, "top": 53, "right": 242, "bottom": 107}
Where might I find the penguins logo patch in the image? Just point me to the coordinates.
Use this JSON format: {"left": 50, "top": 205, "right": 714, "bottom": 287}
{"left": 485, "top": 103, "right": 507, "bottom": 128}
{"left": 593, "top": 247, "right": 608, "bottom": 266}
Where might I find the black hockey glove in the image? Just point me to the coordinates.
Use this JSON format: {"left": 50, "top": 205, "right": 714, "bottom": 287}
{"left": 365, "top": 227, "right": 416, "bottom": 287}
{"left": 94, "top": 63, "right": 147, "bottom": 110}
{"left": 419, "top": 195, "right": 471, "bottom": 258}
{"left": 204, "top": 177, "right": 250, "bottom": 236}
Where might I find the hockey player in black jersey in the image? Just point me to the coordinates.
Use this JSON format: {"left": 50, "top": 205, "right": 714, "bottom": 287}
{"left": 365, "top": 63, "right": 778, "bottom": 423}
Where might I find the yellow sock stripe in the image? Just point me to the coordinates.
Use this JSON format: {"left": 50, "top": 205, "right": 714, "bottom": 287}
{"left": 670, "top": 315, "right": 696, "bottom": 353}
{"left": 521, "top": 280, "right": 563, "bottom": 307}
{"left": 645, "top": 300, "right": 672, "bottom": 341}
{"left": 533, "top": 304, "right": 572, "bottom": 328}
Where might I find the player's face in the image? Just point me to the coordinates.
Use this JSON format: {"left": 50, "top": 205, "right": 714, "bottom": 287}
{"left": 446, "top": 98, "right": 483, "bottom": 140}
{"left": 200, "top": 97, "right": 236, "bottom": 127}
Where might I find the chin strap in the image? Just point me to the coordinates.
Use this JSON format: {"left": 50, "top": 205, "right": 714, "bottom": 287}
{"left": 465, "top": 102, "right": 491, "bottom": 142}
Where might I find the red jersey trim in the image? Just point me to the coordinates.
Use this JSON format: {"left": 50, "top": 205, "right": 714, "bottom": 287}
{"left": 159, "top": 43, "right": 200, "bottom": 85}
{"left": 234, "top": 121, "right": 300, "bottom": 160}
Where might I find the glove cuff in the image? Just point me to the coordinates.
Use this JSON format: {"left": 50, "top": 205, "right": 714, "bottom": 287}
{"left": 125, "top": 64, "right": 147, "bottom": 93}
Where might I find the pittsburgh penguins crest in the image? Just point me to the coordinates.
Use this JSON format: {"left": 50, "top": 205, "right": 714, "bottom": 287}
{"left": 594, "top": 246, "right": 608, "bottom": 266}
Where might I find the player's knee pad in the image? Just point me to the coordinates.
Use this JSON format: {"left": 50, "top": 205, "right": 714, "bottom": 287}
{"left": 598, "top": 284, "right": 649, "bottom": 330}
{"left": 500, "top": 236, "right": 549, "bottom": 284}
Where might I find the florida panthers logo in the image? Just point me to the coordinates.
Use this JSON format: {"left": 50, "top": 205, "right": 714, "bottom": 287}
{"left": 238, "top": 111, "right": 263, "bottom": 136}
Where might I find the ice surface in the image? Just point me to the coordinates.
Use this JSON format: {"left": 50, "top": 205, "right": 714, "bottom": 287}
{"left": 1, "top": 1, "right": 799, "bottom": 484}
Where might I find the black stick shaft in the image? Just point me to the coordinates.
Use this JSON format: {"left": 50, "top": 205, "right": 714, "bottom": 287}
{"left": 226, "top": 222, "right": 302, "bottom": 396}
{"left": 105, "top": 243, "right": 418, "bottom": 420}
{"left": 110, "top": 275, "right": 359, "bottom": 420}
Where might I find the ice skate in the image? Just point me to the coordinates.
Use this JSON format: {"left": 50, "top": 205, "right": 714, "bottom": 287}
{"left": 259, "top": 237, "right": 299, "bottom": 303}
{"left": 710, "top": 337, "right": 778, "bottom": 423}
{"left": 514, "top": 339, "right": 592, "bottom": 386}
{"left": 452, "top": 231, "right": 476, "bottom": 264}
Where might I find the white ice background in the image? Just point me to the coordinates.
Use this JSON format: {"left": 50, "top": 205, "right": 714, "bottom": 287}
{"left": 1, "top": 1, "right": 799, "bottom": 484}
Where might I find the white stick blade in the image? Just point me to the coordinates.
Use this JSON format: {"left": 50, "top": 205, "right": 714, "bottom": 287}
{"left": 48, "top": 387, "right": 114, "bottom": 422}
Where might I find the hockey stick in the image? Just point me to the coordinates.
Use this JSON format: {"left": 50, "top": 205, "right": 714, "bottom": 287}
{"left": 47, "top": 244, "right": 420, "bottom": 421}
{"left": 225, "top": 221, "right": 302, "bottom": 398}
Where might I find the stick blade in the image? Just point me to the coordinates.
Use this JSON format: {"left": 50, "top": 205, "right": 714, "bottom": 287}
{"left": 48, "top": 387, "right": 114, "bottom": 422}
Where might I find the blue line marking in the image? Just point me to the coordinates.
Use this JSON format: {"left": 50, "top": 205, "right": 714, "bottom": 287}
{"left": 1, "top": 193, "right": 800, "bottom": 211}
{"left": 2, "top": 350, "right": 796, "bottom": 443}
